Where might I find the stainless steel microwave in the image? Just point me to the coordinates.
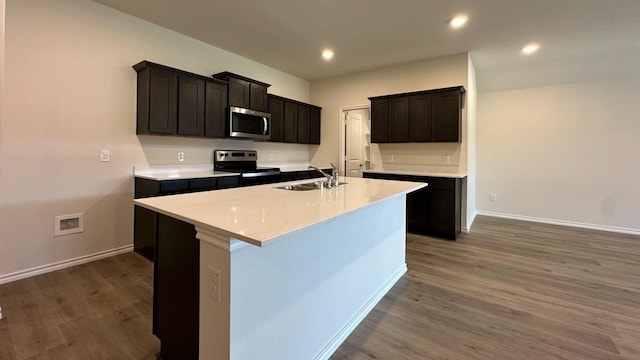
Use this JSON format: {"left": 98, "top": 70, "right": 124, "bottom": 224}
{"left": 228, "top": 106, "right": 271, "bottom": 140}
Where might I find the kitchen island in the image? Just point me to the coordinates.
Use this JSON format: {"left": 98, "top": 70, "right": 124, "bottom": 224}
{"left": 134, "top": 177, "right": 426, "bottom": 360}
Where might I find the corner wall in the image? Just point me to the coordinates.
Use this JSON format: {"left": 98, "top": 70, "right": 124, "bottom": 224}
{"left": 310, "top": 53, "right": 475, "bottom": 229}
{"left": 477, "top": 77, "right": 640, "bottom": 233}
{"left": 0, "top": 0, "right": 310, "bottom": 280}
{"left": 310, "top": 53, "right": 469, "bottom": 172}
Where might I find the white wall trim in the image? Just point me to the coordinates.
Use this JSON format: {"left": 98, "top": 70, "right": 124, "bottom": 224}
{"left": 477, "top": 211, "right": 640, "bottom": 236}
{"left": 0, "top": 245, "right": 134, "bottom": 285}
{"left": 313, "top": 264, "right": 408, "bottom": 360}
{"left": 461, "top": 211, "right": 477, "bottom": 233}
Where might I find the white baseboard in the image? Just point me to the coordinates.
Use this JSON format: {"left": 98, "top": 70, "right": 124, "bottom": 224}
{"left": 462, "top": 211, "right": 477, "bottom": 233}
{"left": 477, "top": 211, "right": 640, "bottom": 236}
{"left": 314, "top": 264, "right": 408, "bottom": 360}
{"left": 0, "top": 245, "right": 134, "bottom": 285}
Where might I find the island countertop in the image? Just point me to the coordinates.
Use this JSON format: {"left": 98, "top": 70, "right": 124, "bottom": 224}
{"left": 134, "top": 177, "right": 425, "bottom": 247}
{"left": 363, "top": 169, "right": 467, "bottom": 179}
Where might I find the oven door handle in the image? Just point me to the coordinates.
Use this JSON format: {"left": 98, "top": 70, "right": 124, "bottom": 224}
{"left": 242, "top": 171, "right": 281, "bottom": 178}
{"left": 263, "top": 117, "right": 268, "bottom": 135}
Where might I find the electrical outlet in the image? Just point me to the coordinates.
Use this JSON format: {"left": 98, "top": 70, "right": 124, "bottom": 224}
{"left": 208, "top": 266, "right": 221, "bottom": 303}
{"left": 489, "top": 193, "right": 497, "bottom": 202}
{"left": 442, "top": 155, "right": 450, "bottom": 164}
{"left": 100, "top": 149, "right": 110, "bottom": 162}
{"left": 388, "top": 155, "right": 394, "bottom": 162}
{"left": 177, "top": 151, "right": 185, "bottom": 162}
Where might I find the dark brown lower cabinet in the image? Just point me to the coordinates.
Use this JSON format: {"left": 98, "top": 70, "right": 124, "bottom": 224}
{"left": 363, "top": 172, "right": 463, "bottom": 240}
{"left": 133, "top": 176, "right": 239, "bottom": 261}
{"left": 154, "top": 215, "right": 199, "bottom": 360}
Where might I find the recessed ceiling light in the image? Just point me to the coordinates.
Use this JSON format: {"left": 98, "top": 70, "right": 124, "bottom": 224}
{"left": 521, "top": 43, "right": 540, "bottom": 55}
{"left": 322, "top": 49, "right": 334, "bottom": 61}
{"left": 449, "top": 15, "right": 468, "bottom": 29}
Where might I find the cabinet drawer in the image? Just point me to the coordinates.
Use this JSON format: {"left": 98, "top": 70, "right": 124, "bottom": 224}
{"left": 159, "top": 179, "right": 190, "bottom": 194}
{"left": 217, "top": 176, "right": 240, "bottom": 189}
{"left": 189, "top": 178, "right": 217, "bottom": 191}
{"left": 427, "top": 177, "right": 455, "bottom": 190}
{"left": 280, "top": 172, "right": 297, "bottom": 182}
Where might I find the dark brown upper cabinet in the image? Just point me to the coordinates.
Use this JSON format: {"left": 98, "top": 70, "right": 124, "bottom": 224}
{"left": 212, "top": 72, "right": 270, "bottom": 112}
{"left": 388, "top": 97, "right": 410, "bottom": 142}
{"left": 133, "top": 61, "right": 228, "bottom": 138}
{"left": 268, "top": 96, "right": 284, "bottom": 142}
{"left": 431, "top": 89, "right": 462, "bottom": 142}
{"left": 297, "top": 104, "right": 310, "bottom": 144}
{"left": 369, "top": 86, "right": 464, "bottom": 143}
{"left": 269, "top": 94, "right": 321, "bottom": 144}
{"left": 177, "top": 75, "right": 205, "bottom": 136}
{"left": 371, "top": 98, "right": 389, "bottom": 143}
{"left": 309, "top": 107, "right": 321, "bottom": 145}
{"left": 135, "top": 63, "right": 178, "bottom": 135}
{"left": 204, "top": 80, "right": 227, "bottom": 138}
{"left": 283, "top": 100, "right": 298, "bottom": 143}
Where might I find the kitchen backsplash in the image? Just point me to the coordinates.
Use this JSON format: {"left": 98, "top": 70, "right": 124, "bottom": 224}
{"left": 371, "top": 142, "right": 462, "bottom": 173}
{"left": 136, "top": 135, "right": 310, "bottom": 166}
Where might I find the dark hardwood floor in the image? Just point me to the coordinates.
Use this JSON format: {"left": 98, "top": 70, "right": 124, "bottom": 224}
{"left": 0, "top": 253, "right": 159, "bottom": 360}
{"left": 1, "top": 216, "right": 639, "bottom": 359}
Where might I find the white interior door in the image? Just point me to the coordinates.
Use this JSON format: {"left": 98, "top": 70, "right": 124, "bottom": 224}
{"left": 345, "top": 112, "right": 365, "bottom": 177}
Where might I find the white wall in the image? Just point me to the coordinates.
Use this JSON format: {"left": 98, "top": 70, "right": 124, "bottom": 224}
{"left": 465, "top": 54, "right": 478, "bottom": 229}
{"left": 310, "top": 53, "right": 469, "bottom": 173}
{"left": 0, "top": 0, "right": 311, "bottom": 280}
{"left": 477, "top": 77, "right": 640, "bottom": 233}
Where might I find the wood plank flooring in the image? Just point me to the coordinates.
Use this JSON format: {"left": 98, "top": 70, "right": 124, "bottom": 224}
{"left": 331, "top": 216, "right": 640, "bottom": 360}
{"left": 1, "top": 216, "right": 639, "bottom": 359}
{"left": 0, "top": 253, "right": 159, "bottom": 360}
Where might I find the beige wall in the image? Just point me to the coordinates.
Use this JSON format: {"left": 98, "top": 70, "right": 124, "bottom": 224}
{"left": 477, "top": 77, "right": 640, "bottom": 233}
{"left": 0, "top": 0, "right": 311, "bottom": 279}
{"left": 310, "top": 53, "right": 469, "bottom": 173}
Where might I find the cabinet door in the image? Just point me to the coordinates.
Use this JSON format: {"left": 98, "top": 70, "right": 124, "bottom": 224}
{"left": 283, "top": 101, "right": 298, "bottom": 143}
{"left": 268, "top": 96, "right": 284, "bottom": 142}
{"left": 148, "top": 67, "right": 178, "bottom": 134}
{"left": 370, "top": 98, "right": 389, "bottom": 143}
{"left": 309, "top": 107, "right": 321, "bottom": 144}
{"left": 155, "top": 215, "right": 199, "bottom": 360}
{"left": 249, "top": 83, "right": 268, "bottom": 112}
{"left": 204, "top": 81, "right": 227, "bottom": 138}
{"left": 432, "top": 90, "right": 461, "bottom": 142}
{"left": 388, "top": 96, "right": 410, "bottom": 142}
{"left": 178, "top": 75, "right": 205, "bottom": 136}
{"left": 409, "top": 94, "right": 433, "bottom": 142}
{"left": 407, "top": 187, "right": 430, "bottom": 233}
{"left": 297, "top": 104, "right": 310, "bottom": 144}
{"left": 227, "top": 77, "right": 250, "bottom": 108}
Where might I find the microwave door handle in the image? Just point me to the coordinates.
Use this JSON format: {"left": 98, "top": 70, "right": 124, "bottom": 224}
{"left": 263, "top": 117, "right": 268, "bottom": 135}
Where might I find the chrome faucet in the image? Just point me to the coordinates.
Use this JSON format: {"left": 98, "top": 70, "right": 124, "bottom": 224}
{"left": 308, "top": 163, "right": 339, "bottom": 188}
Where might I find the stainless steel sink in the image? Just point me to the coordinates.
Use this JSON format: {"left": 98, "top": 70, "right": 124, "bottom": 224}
{"left": 275, "top": 181, "right": 347, "bottom": 191}
{"left": 276, "top": 182, "right": 322, "bottom": 191}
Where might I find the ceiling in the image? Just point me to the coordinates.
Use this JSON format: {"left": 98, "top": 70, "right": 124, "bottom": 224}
{"left": 94, "top": 0, "right": 640, "bottom": 91}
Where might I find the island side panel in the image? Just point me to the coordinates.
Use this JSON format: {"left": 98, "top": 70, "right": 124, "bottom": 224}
{"left": 225, "top": 195, "right": 407, "bottom": 360}
{"left": 199, "top": 236, "right": 232, "bottom": 360}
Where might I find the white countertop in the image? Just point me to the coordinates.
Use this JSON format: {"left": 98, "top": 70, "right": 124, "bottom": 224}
{"left": 134, "top": 177, "right": 425, "bottom": 247}
{"left": 133, "top": 164, "right": 330, "bottom": 181}
{"left": 364, "top": 169, "right": 467, "bottom": 179}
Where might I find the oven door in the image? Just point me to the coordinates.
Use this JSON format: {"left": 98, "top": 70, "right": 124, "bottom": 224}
{"left": 239, "top": 170, "right": 281, "bottom": 186}
{"left": 229, "top": 107, "right": 271, "bottom": 140}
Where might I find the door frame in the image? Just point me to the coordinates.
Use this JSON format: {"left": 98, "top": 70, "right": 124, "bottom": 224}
{"left": 339, "top": 104, "right": 370, "bottom": 177}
